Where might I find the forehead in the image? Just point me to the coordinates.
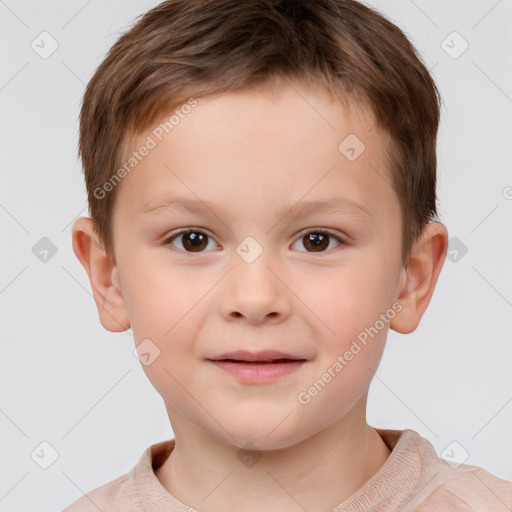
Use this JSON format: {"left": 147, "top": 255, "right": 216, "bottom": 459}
{"left": 113, "top": 80, "right": 398, "bottom": 226}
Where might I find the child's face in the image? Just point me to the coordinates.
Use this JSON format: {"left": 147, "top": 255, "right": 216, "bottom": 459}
{"left": 106, "top": 81, "right": 409, "bottom": 448}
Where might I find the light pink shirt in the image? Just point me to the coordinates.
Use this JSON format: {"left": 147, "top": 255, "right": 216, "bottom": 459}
{"left": 62, "top": 428, "right": 512, "bottom": 511}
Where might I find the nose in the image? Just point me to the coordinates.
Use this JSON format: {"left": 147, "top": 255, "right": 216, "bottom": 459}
{"left": 219, "top": 248, "right": 292, "bottom": 325}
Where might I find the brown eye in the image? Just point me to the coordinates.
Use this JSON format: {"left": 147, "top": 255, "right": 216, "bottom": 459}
{"left": 303, "top": 232, "right": 329, "bottom": 252}
{"left": 293, "top": 231, "right": 344, "bottom": 253}
{"left": 165, "top": 229, "right": 345, "bottom": 254}
{"left": 166, "top": 230, "right": 215, "bottom": 252}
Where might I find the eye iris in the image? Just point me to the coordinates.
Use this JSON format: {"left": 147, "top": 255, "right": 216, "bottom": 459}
{"left": 304, "top": 233, "right": 329, "bottom": 252}
{"left": 175, "top": 231, "right": 334, "bottom": 253}
{"left": 183, "top": 232, "right": 207, "bottom": 252}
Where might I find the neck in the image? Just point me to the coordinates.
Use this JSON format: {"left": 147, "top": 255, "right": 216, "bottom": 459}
{"left": 155, "top": 403, "right": 391, "bottom": 512}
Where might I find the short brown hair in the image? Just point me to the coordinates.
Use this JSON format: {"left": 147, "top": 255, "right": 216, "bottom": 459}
{"left": 79, "top": 0, "right": 442, "bottom": 263}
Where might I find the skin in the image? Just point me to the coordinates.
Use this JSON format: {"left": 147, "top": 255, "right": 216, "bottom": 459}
{"left": 72, "top": 78, "right": 448, "bottom": 512}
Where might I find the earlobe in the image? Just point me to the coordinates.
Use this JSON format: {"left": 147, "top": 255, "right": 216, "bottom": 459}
{"left": 390, "top": 222, "right": 448, "bottom": 334}
{"left": 71, "top": 217, "right": 130, "bottom": 332}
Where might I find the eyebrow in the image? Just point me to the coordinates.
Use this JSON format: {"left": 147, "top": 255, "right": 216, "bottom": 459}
{"left": 141, "top": 196, "right": 370, "bottom": 221}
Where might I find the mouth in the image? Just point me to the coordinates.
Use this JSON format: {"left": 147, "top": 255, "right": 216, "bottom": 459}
{"left": 207, "top": 350, "right": 307, "bottom": 363}
{"left": 207, "top": 351, "right": 307, "bottom": 383}
{"left": 216, "top": 359, "right": 302, "bottom": 364}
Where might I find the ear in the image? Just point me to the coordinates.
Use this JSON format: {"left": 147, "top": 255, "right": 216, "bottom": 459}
{"left": 71, "top": 217, "right": 130, "bottom": 332}
{"left": 390, "top": 222, "right": 448, "bottom": 334}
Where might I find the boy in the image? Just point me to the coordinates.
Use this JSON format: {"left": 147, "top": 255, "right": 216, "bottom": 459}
{"left": 64, "top": 0, "right": 512, "bottom": 510}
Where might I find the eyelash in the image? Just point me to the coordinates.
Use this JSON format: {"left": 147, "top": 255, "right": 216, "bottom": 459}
{"left": 162, "top": 228, "right": 348, "bottom": 254}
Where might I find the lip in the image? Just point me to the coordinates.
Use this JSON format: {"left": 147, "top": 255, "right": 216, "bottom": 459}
{"left": 208, "top": 350, "right": 305, "bottom": 362}
{"left": 206, "top": 350, "right": 307, "bottom": 384}
{"left": 208, "top": 360, "right": 306, "bottom": 383}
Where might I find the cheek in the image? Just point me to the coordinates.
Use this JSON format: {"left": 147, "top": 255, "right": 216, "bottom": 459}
{"left": 120, "top": 250, "right": 208, "bottom": 379}
{"left": 130, "top": 296, "right": 203, "bottom": 411}
{"left": 295, "top": 336, "right": 385, "bottom": 433}
{"left": 120, "top": 251, "right": 193, "bottom": 339}
{"left": 296, "top": 258, "right": 396, "bottom": 343}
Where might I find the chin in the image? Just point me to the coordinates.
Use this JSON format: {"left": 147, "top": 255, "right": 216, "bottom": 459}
{"left": 230, "top": 435, "right": 298, "bottom": 452}
{"left": 223, "top": 421, "right": 308, "bottom": 452}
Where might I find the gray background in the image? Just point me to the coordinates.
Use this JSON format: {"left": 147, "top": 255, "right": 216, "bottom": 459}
{"left": 0, "top": 1, "right": 511, "bottom": 510}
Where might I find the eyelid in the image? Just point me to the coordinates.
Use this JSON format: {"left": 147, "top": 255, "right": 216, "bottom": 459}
{"left": 162, "top": 227, "right": 349, "bottom": 253}
{"left": 295, "top": 227, "right": 347, "bottom": 242}
{"left": 162, "top": 227, "right": 219, "bottom": 251}
{"left": 292, "top": 228, "right": 348, "bottom": 254}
